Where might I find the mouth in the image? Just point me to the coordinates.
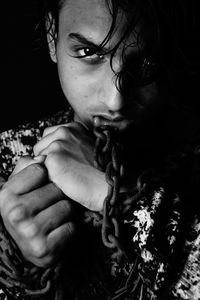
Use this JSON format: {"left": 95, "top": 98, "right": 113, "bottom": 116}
{"left": 93, "top": 115, "right": 134, "bottom": 131}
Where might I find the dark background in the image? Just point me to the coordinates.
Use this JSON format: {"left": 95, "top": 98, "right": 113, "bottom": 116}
{"left": 3, "top": 1, "right": 66, "bottom": 132}
{"left": 2, "top": 0, "right": 200, "bottom": 133}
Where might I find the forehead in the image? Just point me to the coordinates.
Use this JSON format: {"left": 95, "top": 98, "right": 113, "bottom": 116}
{"left": 59, "top": 0, "right": 111, "bottom": 29}
{"left": 58, "top": 0, "right": 133, "bottom": 47}
{"left": 60, "top": 0, "right": 110, "bottom": 22}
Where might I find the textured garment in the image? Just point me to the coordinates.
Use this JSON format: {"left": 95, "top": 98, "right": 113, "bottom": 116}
{"left": 0, "top": 109, "right": 199, "bottom": 300}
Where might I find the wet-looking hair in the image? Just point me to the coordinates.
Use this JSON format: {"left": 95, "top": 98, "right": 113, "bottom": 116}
{"left": 38, "top": 0, "right": 191, "bottom": 96}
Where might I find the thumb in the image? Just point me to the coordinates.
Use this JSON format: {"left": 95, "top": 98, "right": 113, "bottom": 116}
{"left": 10, "top": 155, "right": 46, "bottom": 177}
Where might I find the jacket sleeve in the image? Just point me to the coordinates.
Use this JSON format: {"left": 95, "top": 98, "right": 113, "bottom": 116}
{"left": 123, "top": 142, "right": 200, "bottom": 300}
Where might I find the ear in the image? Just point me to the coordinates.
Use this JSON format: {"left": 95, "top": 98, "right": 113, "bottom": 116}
{"left": 46, "top": 13, "right": 57, "bottom": 63}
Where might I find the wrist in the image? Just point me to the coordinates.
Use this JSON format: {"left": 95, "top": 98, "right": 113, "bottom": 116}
{"left": 90, "top": 169, "right": 108, "bottom": 211}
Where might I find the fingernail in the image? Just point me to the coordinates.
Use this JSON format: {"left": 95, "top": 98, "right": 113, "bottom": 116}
{"left": 34, "top": 155, "right": 46, "bottom": 163}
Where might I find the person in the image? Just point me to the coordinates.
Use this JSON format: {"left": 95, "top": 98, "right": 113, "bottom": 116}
{"left": 0, "top": 0, "right": 200, "bottom": 299}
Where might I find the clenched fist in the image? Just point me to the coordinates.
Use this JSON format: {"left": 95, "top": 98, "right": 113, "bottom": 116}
{"left": 0, "top": 156, "right": 76, "bottom": 268}
{"left": 34, "top": 122, "right": 108, "bottom": 211}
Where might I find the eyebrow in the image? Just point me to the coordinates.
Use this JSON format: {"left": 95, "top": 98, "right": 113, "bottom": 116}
{"left": 68, "top": 33, "right": 111, "bottom": 52}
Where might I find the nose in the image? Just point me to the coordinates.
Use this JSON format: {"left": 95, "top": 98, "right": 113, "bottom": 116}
{"left": 102, "top": 75, "right": 124, "bottom": 112}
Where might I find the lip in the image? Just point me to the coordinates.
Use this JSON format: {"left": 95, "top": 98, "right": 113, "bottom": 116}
{"left": 96, "top": 114, "right": 124, "bottom": 121}
{"left": 93, "top": 115, "right": 134, "bottom": 131}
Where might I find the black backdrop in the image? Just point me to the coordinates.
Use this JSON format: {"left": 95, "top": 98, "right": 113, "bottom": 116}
{"left": 3, "top": 1, "right": 66, "bottom": 132}
{"left": 2, "top": 0, "right": 200, "bottom": 132}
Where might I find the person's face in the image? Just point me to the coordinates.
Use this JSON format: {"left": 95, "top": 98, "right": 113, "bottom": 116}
{"left": 48, "top": 0, "right": 159, "bottom": 131}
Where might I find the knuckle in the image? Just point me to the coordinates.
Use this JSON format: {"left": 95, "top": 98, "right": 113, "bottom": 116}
{"left": 56, "top": 126, "right": 69, "bottom": 139}
{"left": 8, "top": 204, "right": 27, "bottom": 225}
{"left": 30, "top": 239, "right": 48, "bottom": 258}
{"left": 18, "top": 220, "right": 39, "bottom": 239}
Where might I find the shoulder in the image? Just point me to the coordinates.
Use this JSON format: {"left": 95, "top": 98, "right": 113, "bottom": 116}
{"left": 0, "top": 109, "right": 72, "bottom": 177}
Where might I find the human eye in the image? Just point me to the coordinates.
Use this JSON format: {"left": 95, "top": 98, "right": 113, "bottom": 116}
{"left": 73, "top": 47, "right": 106, "bottom": 64}
{"left": 136, "top": 57, "right": 158, "bottom": 86}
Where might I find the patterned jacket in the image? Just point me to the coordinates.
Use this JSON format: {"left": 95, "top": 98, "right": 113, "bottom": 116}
{"left": 0, "top": 109, "right": 199, "bottom": 300}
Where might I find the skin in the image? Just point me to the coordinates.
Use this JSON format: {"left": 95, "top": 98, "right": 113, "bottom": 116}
{"left": 35, "top": 0, "right": 160, "bottom": 203}
{"left": 0, "top": 0, "right": 161, "bottom": 268}
{"left": 0, "top": 157, "right": 76, "bottom": 268}
{"left": 48, "top": 0, "right": 159, "bottom": 130}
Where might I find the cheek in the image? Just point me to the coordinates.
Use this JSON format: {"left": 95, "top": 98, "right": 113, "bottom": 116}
{"left": 57, "top": 58, "right": 99, "bottom": 101}
{"left": 137, "top": 82, "right": 159, "bottom": 106}
{"left": 56, "top": 56, "right": 102, "bottom": 121}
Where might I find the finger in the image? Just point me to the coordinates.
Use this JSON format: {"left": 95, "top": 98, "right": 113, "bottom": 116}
{"left": 6, "top": 204, "right": 31, "bottom": 225}
{"left": 15, "top": 221, "right": 47, "bottom": 259}
{"left": 26, "top": 235, "right": 48, "bottom": 260}
{"left": 42, "top": 124, "right": 69, "bottom": 137}
{"left": 34, "top": 122, "right": 86, "bottom": 156}
{"left": 47, "top": 222, "right": 75, "bottom": 253}
{"left": 34, "top": 125, "right": 71, "bottom": 156}
{"left": 37, "top": 141, "right": 71, "bottom": 157}
{"left": 11, "top": 155, "right": 46, "bottom": 177}
{"left": 9, "top": 217, "right": 47, "bottom": 259}
{"left": 34, "top": 132, "right": 60, "bottom": 156}
{"left": 2, "top": 183, "right": 64, "bottom": 225}
{"left": 11, "top": 156, "right": 34, "bottom": 177}
{"left": 42, "top": 122, "right": 87, "bottom": 139}
{"left": 45, "top": 152, "right": 107, "bottom": 211}
{"left": 21, "top": 182, "right": 64, "bottom": 215}
{"left": 17, "top": 218, "right": 39, "bottom": 238}
{"left": 34, "top": 200, "right": 74, "bottom": 234}
{"left": 26, "top": 222, "right": 76, "bottom": 268}
{"left": 5, "top": 163, "right": 48, "bottom": 194}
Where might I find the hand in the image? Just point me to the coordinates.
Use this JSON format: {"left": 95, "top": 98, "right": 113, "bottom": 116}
{"left": 0, "top": 156, "right": 76, "bottom": 268}
{"left": 34, "top": 122, "right": 108, "bottom": 211}
{"left": 0, "top": 176, "right": 5, "bottom": 189}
